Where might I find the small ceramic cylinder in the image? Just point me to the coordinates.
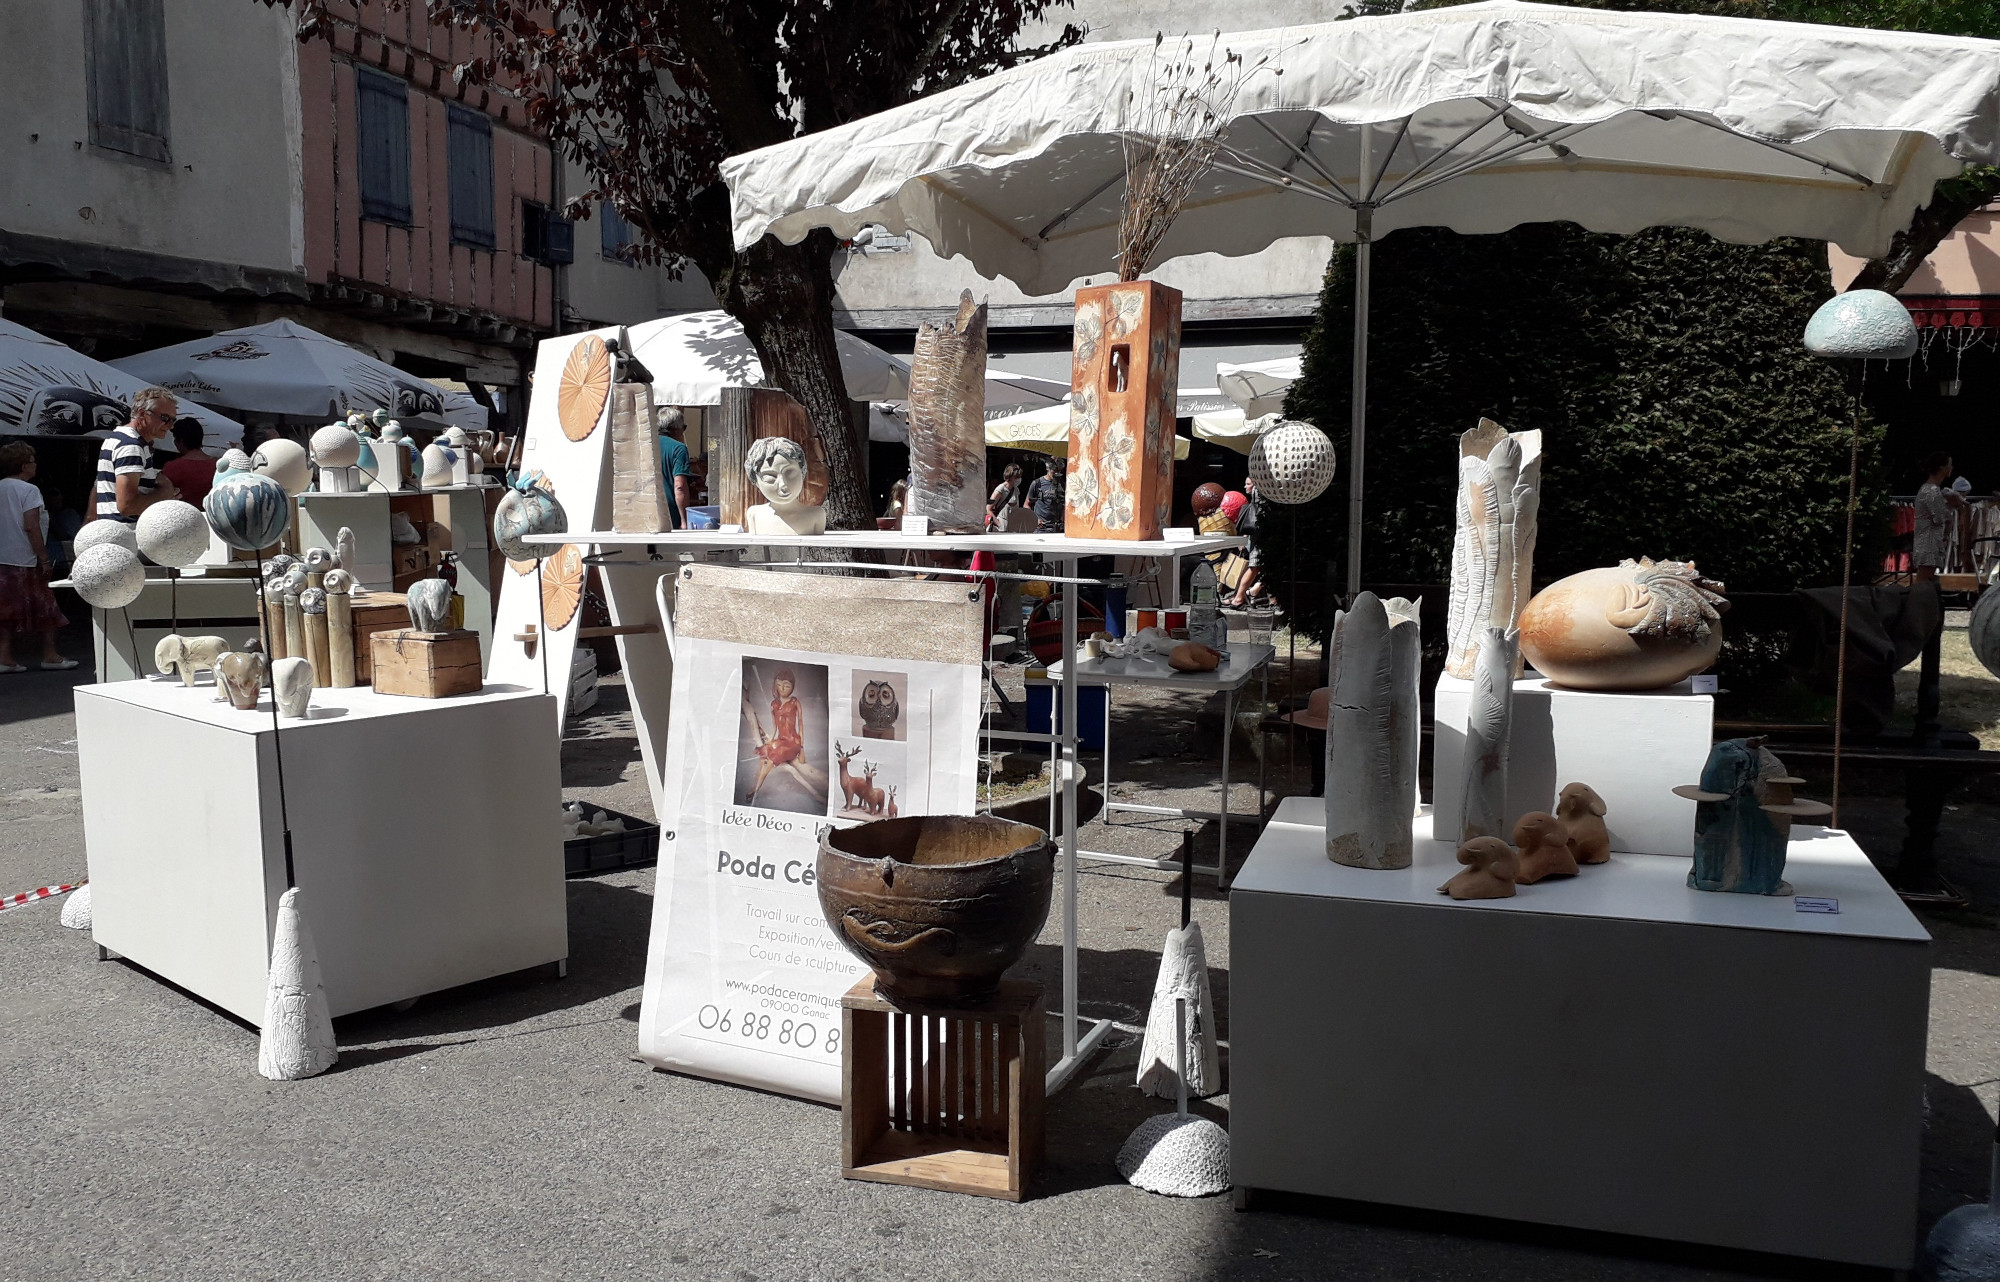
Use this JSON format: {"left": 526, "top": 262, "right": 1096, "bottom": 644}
{"left": 283, "top": 592, "right": 306, "bottom": 662}
{"left": 263, "top": 585, "right": 289, "bottom": 659}
{"left": 327, "top": 591, "right": 355, "bottom": 688}
{"left": 302, "top": 601, "right": 331, "bottom": 689}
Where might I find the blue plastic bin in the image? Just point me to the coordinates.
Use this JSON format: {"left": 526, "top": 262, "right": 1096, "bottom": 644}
{"left": 1024, "top": 681, "right": 1109, "bottom": 751}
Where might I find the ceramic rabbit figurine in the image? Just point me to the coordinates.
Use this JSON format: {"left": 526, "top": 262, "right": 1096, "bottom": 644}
{"left": 1440, "top": 836, "right": 1518, "bottom": 901}
{"left": 1512, "top": 811, "right": 1578, "bottom": 885}
{"left": 1556, "top": 782, "right": 1611, "bottom": 864}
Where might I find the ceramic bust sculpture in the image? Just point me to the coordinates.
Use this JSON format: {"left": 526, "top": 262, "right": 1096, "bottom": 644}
{"left": 1518, "top": 557, "right": 1727, "bottom": 691}
{"left": 743, "top": 436, "right": 826, "bottom": 537}
{"left": 1512, "top": 811, "right": 1577, "bottom": 885}
{"left": 1673, "top": 738, "right": 1828, "bottom": 896}
{"left": 1440, "top": 836, "right": 1518, "bottom": 900}
{"left": 1555, "top": 783, "right": 1610, "bottom": 864}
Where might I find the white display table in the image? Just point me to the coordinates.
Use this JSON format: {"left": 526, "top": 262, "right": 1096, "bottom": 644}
{"left": 76, "top": 679, "right": 567, "bottom": 1026}
{"left": 1229, "top": 797, "right": 1930, "bottom": 1270}
{"left": 1433, "top": 672, "right": 1714, "bottom": 856}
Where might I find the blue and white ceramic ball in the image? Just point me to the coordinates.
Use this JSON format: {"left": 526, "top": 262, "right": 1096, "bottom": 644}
{"left": 1803, "top": 289, "right": 1919, "bottom": 360}
{"left": 204, "top": 470, "right": 292, "bottom": 552}
{"left": 493, "top": 478, "right": 568, "bottom": 562}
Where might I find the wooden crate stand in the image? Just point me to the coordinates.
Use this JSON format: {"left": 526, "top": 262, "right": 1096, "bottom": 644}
{"left": 841, "top": 976, "right": 1044, "bottom": 1201}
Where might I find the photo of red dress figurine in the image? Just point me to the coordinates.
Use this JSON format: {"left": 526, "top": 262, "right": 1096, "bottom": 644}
{"left": 734, "top": 659, "right": 830, "bottom": 815}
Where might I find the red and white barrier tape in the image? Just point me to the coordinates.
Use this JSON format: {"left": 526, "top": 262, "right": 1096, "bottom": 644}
{"left": 0, "top": 880, "right": 85, "bottom": 913}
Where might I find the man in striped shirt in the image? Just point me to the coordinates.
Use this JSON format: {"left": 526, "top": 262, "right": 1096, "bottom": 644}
{"left": 95, "top": 387, "right": 181, "bottom": 522}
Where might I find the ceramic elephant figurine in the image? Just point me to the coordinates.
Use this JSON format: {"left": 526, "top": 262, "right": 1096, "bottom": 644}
{"left": 216, "top": 646, "right": 267, "bottom": 711}
{"left": 406, "top": 577, "right": 453, "bottom": 634}
{"left": 155, "top": 634, "right": 230, "bottom": 687}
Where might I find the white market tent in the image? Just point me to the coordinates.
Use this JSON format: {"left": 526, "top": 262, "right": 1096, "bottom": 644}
{"left": 985, "top": 401, "right": 1191, "bottom": 460}
{"left": 112, "top": 319, "right": 483, "bottom": 433}
{"left": 0, "top": 319, "right": 241, "bottom": 449}
{"left": 720, "top": 0, "right": 2000, "bottom": 595}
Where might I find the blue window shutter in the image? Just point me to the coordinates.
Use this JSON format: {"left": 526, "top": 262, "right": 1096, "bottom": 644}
{"left": 600, "top": 201, "right": 639, "bottom": 265}
{"left": 448, "top": 105, "right": 495, "bottom": 250}
{"left": 355, "top": 68, "right": 411, "bottom": 225}
{"left": 84, "top": 0, "right": 171, "bottom": 163}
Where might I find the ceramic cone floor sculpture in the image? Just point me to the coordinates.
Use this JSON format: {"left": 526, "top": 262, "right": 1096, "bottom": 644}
{"left": 1136, "top": 923, "right": 1220, "bottom": 1099}
{"left": 1117, "top": 1113, "right": 1232, "bottom": 1198}
{"left": 258, "top": 887, "right": 338, "bottom": 1080}
{"left": 59, "top": 884, "right": 91, "bottom": 930}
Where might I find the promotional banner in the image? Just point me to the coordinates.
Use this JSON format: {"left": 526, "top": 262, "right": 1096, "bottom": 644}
{"left": 637, "top": 565, "right": 985, "bottom": 1103}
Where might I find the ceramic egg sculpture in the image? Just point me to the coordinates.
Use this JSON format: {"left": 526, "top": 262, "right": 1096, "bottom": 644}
{"left": 251, "top": 438, "right": 311, "bottom": 497}
{"left": 71, "top": 543, "right": 146, "bottom": 609}
{"left": 310, "top": 423, "right": 362, "bottom": 469}
{"left": 204, "top": 470, "right": 292, "bottom": 552}
{"left": 493, "top": 472, "right": 568, "bottom": 562}
{"left": 135, "top": 499, "right": 211, "bottom": 569}
{"left": 1247, "top": 417, "right": 1337, "bottom": 506}
{"left": 73, "top": 519, "right": 139, "bottom": 557}
{"left": 1517, "top": 557, "right": 1727, "bottom": 691}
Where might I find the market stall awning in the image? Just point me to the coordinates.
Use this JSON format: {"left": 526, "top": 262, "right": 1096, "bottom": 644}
{"left": 0, "top": 319, "right": 240, "bottom": 448}
{"left": 111, "top": 319, "right": 477, "bottom": 431}
{"left": 630, "top": 310, "right": 910, "bottom": 405}
{"left": 986, "top": 403, "right": 1189, "bottom": 460}
{"left": 1192, "top": 408, "right": 1261, "bottom": 456}
{"left": 1216, "top": 358, "right": 1303, "bottom": 420}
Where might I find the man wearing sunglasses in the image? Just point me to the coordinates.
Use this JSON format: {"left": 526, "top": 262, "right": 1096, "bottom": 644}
{"left": 93, "top": 387, "right": 181, "bottom": 523}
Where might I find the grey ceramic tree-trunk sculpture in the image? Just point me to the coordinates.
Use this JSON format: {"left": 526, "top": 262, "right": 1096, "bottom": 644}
{"left": 1325, "top": 592, "right": 1423, "bottom": 869}
{"left": 1446, "top": 420, "right": 1542, "bottom": 680}
{"left": 1458, "top": 625, "right": 1519, "bottom": 844}
{"left": 907, "top": 291, "right": 990, "bottom": 534}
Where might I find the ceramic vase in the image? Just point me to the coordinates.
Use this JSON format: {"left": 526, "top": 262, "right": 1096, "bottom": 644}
{"left": 1066, "top": 279, "right": 1181, "bottom": 541}
{"left": 1323, "top": 592, "right": 1422, "bottom": 869}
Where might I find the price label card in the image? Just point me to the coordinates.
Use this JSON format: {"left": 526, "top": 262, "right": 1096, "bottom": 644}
{"left": 1794, "top": 896, "right": 1840, "bottom": 914}
{"left": 1690, "top": 674, "right": 1719, "bottom": 694}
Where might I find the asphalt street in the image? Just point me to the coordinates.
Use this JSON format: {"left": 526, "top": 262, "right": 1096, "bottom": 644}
{"left": 4, "top": 645, "right": 1998, "bottom": 1282}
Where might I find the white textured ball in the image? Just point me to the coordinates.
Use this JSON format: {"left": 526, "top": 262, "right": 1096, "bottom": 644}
{"left": 135, "top": 500, "right": 211, "bottom": 568}
{"left": 215, "top": 448, "right": 253, "bottom": 476}
{"left": 309, "top": 424, "right": 362, "bottom": 469}
{"left": 59, "top": 884, "right": 91, "bottom": 930}
{"left": 1116, "top": 1113, "right": 1231, "bottom": 1197}
{"left": 252, "top": 438, "right": 311, "bottom": 497}
{"left": 71, "top": 543, "right": 146, "bottom": 608}
{"left": 73, "top": 520, "right": 139, "bottom": 557}
{"left": 1247, "top": 417, "right": 1337, "bottom": 506}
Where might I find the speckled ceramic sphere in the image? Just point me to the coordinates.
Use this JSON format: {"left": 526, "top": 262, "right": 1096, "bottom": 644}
{"left": 1803, "top": 289, "right": 1919, "bottom": 360}
{"left": 70, "top": 543, "right": 145, "bottom": 609}
{"left": 251, "top": 438, "right": 311, "bottom": 497}
{"left": 204, "top": 470, "right": 292, "bottom": 552}
{"left": 309, "top": 424, "right": 362, "bottom": 469}
{"left": 135, "top": 499, "right": 211, "bottom": 568}
{"left": 72, "top": 519, "right": 139, "bottom": 557}
{"left": 1247, "top": 418, "right": 1337, "bottom": 506}
{"left": 215, "top": 448, "right": 253, "bottom": 477}
{"left": 493, "top": 483, "right": 568, "bottom": 561}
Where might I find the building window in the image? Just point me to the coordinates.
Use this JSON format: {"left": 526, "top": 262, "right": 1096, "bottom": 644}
{"left": 448, "top": 105, "right": 495, "bottom": 250}
{"left": 84, "top": 0, "right": 171, "bottom": 163}
{"left": 522, "top": 202, "right": 575, "bottom": 265}
{"left": 355, "top": 67, "right": 412, "bottom": 225}
{"left": 601, "top": 201, "right": 640, "bottom": 264}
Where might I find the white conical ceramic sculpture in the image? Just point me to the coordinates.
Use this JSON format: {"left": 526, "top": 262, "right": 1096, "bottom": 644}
{"left": 1136, "top": 923, "right": 1220, "bottom": 1099}
{"left": 1457, "top": 625, "right": 1519, "bottom": 844}
{"left": 1324, "top": 591, "right": 1422, "bottom": 869}
{"left": 257, "top": 887, "right": 338, "bottom": 1080}
{"left": 1445, "top": 419, "right": 1541, "bottom": 680}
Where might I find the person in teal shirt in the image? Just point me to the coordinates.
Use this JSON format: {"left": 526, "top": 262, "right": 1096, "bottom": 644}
{"left": 657, "top": 407, "right": 693, "bottom": 528}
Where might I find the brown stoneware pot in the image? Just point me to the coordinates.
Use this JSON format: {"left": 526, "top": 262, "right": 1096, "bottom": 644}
{"left": 818, "top": 815, "right": 1054, "bottom": 1007}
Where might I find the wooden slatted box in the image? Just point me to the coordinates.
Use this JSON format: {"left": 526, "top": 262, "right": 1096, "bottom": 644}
{"left": 840, "top": 976, "right": 1044, "bottom": 1201}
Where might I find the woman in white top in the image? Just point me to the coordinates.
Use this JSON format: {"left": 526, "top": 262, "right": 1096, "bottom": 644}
{"left": 1912, "top": 452, "right": 1967, "bottom": 581}
{"left": 0, "top": 442, "right": 74, "bottom": 672}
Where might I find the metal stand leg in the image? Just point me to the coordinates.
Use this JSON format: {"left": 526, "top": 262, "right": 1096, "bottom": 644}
{"left": 1046, "top": 553, "right": 1112, "bottom": 1094}
{"left": 1218, "top": 686, "right": 1234, "bottom": 890}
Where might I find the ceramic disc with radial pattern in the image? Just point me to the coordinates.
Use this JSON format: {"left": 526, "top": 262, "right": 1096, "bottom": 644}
{"left": 557, "top": 336, "right": 612, "bottom": 441}
{"left": 540, "top": 542, "right": 585, "bottom": 631}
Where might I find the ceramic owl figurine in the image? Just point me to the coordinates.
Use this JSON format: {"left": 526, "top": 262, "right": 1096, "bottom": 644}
{"left": 406, "top": 577, "right": 454, "bottom": 634}
{"left": 858, "top": 680, "right": 901, "bottom": 739}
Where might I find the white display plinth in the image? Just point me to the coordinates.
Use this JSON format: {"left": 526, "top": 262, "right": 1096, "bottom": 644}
{"left": 76, "top": 679, "right": 566, "bottom": 1025}
{"left": 1432, "top": 671, "right": 1713, "bottom": 855}
{"left": 1229, "top": 797, "right": 1930, "bottom": 1270}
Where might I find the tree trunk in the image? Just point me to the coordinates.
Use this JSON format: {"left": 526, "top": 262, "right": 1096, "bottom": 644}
{"left": 1848, "top": 168, "right": 2000, "bottom": 294}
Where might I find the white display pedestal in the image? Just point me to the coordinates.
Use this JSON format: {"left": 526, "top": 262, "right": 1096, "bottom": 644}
{"left": 1432, "top": 671, "right": 1713, "bottom": 855}
{"left": 75, "top": 679, "right": 566, "bottom": 1025}
{"left": 1229, "top": 797, "right": 1930, "bottom": 1270}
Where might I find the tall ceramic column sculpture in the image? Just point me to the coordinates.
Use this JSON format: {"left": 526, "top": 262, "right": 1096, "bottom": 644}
{"left": 907, "top": 290, "right": 990, "bottom": 533}
{"left": 324, "top": 569, "right": 356, "bottom": 688}
{"left": 1458, "top": 625, "right": 1519, "bottom": 843}
{"left": 281, "top": 566, "right": 308, "bottom": 662}
{"left": 1324, "top": 592, "right": 1423, "bottom": 868}
{"left": 263, "top": 577, "right": 289, "bottom": 660}
{"left": 1445, "top": 419, "right": 1542, "bottom": 679}
{"left": 1066, "top": 280, "right": 1181, "bottom": 541}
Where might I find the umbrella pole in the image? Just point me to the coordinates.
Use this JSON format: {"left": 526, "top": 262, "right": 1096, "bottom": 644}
{"left": 1831, "top": 362, "right": 1867, "bottom": 830}
{"left": 1345, "top": 212, "right": 1373, "bottom": 606}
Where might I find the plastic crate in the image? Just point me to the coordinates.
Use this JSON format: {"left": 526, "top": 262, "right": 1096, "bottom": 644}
{"left": 562, "top": 803, "right": 662, "bottom": 877}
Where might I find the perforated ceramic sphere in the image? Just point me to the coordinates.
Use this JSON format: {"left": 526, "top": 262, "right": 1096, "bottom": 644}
{"left": 204, "top": 470, "right": 292, "bottom": 552}
{"left": 1248, "top": 419, "right": 1337, "bottom": 505}
{"left": 72, "top": 519, "right": 138, "bottom": 557}
{"left": 135, "top": 499, "right": 211, "bottom": 568}
{"left": 309, "top": 424, "right": 362, "bottom": 469}
{"left": 70, "top": 543, "right": 145, "bottom": 609}
{"left": 251, "top": 437, "right": 311, "bottom": 497}
{"left": 1804, "top": 289, "right": 1919, "bottom": 360}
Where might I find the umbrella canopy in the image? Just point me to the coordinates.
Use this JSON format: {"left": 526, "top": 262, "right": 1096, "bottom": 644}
{"left": 112, "top": 319, "right": 472, "bottom": 430}
{"left": 987, "top": 403, "right": 1190, "bottom": 460}
{"left": 982, "top": 368, "right": 1071, "bottom": 414}
{"left": 0, "top": 319, "right": 241, "bottom": 448}
{"left": 1191, "top": 408, "right": 1259, "bottom": 456}
{"left": 722, "top": 1, "right": 2000, "bottom": 592}
{"left": 630, "top": 310, "right": 909, "bottom": 405}
{"left": 1216, "top": 357, "right": 1302, "bottom": 419}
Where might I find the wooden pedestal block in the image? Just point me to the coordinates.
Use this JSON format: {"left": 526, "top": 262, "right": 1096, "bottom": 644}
{"left": 370, "top": 627, "right": 482, "bottom": 698}
{"left": 841, "top": 976, "right": 1044, "bottom": 1201}
{"left": 1066, "top": 279, "right": 1181, "bottom": 541}
{"left": 349, "top": 593, "right": 409, "bottom": 684}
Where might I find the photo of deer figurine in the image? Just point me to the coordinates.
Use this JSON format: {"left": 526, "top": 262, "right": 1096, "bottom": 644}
{"left": 835, "top": 742, "right": 866, "bottom": 812}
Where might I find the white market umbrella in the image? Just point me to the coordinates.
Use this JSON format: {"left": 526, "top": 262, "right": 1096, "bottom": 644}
{"left": 1216, "top": 357, "right": 1302, "bottom": 420}
{"left": 112, "top": 319, "right": 466, "bottom": 429}
{"left": 987, "top": 402, "right": 1189, "bottom": 460}
{"left": 630, "top": 309, "right": 909, "bottom": 405}
{"left": 0, "top": 319, "right": 241, "bottom": 448}
{"left": 982, "top": 368, "right": 1071, "bottom": 413}
{"left": 721, "top": 0, "right": 2000, "bottom": 595}
{"left": 1192, "top": 408, "right": 1260, "bottom": 456}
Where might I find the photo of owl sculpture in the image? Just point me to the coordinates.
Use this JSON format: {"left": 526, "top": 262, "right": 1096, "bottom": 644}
{"left": 858, "top": 680, "right": 901, "bottom": 740}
